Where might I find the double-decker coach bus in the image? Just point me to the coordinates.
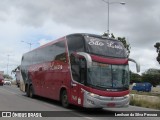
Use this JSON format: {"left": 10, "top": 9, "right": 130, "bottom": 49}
{"left": 21, "top": 33, "right": 140, "bottom": 108}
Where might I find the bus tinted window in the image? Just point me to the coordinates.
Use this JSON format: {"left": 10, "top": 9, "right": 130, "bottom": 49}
{"left": 52, "top": 41, "right": 66, "bottom": 62}
{"left": 30, "top": 40, "right": 66, "bottom": 65}
{"left": 55, "top": 53, "right": 66, "bottom": 62}
{"left": 84, "top": 36, "right": 127, "bottom": 58}
{"left": 67, "top": 35, "right": 85, "bottom": 55}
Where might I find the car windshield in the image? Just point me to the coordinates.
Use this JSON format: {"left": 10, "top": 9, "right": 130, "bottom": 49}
{"left": 87, "top": 62, "right": 130, "bottom": 90}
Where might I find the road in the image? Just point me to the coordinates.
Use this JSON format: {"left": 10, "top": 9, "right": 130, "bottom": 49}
{"left": 0, "top": 85, "right": 159, "bottom": 120}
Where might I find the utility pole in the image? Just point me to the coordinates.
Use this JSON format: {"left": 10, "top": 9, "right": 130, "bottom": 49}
{"left": 102, "top": 0, "right": 126, "bottom": 35}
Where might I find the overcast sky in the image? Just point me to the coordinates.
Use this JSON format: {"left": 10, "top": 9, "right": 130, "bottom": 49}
{"left": 0, "top": 0, "right": 160, "bottom": 77}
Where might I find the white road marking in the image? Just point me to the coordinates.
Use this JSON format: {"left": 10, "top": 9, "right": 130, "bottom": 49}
{"left": 84, "top": 117, "right": 93, "bottom": 120}
{"left": 71, "top": 112, "right": 94, "bottom": 120}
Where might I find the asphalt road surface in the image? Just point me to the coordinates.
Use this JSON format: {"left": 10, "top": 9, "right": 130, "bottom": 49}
{"left": 0, "top": 85, "right": 159, "bottom": 120}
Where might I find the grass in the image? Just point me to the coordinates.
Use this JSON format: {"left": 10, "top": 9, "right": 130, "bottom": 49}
{"left": 130, "top": 90, "right": 160, "bottom": 110}
{"left": 130, "top": 99, "right": 160, "bottom": 110}
{"left": 130, "top": 90, "right": 160, "bottom": 97}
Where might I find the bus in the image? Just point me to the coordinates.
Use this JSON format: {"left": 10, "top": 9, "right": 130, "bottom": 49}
{"left": 21, "top": 33, "right": 140, "bottom": 108}
{"left": 0, "top": 71, "right": 4, "bottom": 86}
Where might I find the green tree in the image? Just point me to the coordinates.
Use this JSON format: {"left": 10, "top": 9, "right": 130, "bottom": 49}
{"left": 141, "top": 74, "right": 160, "bottom": 87}
{"left": 141, "top": 68, "right": 160, "bottom": 87}
{"left": 111, "top": 33, "right": 131, "bottom": 57}
{"left": 154, "top": 42, "right": 160, "bottom": 64}
{"left": 130, "top": 71, "right": 142, "bottom": 84}
{"left": 3, "top": 74, "right": 13, "bottom": 80}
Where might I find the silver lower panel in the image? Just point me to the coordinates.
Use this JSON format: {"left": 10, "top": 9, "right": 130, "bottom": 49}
{"left": 83, "top": 90, "right": 129, "bottom": 108}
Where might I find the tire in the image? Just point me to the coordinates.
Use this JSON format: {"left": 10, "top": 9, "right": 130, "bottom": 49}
{"left": 29, "top": 85, "right": 35, "bottom": 98}
{"left": 26, "top": 86, "right": 30, "bottom": 97}
{"left": 61, "top": 90, "right": 69, "bottom": 108}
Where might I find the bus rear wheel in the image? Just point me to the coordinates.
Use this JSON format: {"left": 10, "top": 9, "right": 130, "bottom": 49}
{"left": 26, "top": 85, "right": 30, "bottom": 97}
{"left": 61, "top": 90, "right": 69, "bottom": 108}
{"left": 29, "top": 85, "right": 35, "bottom": 98}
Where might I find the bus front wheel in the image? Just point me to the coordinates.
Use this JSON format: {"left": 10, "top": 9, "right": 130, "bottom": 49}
{"left": 61, "top": 90, "right": 69, "bottom": 108}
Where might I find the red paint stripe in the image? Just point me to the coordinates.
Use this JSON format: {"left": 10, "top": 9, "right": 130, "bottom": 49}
{"left": 87, "top": 87, "right": 129, "bottom": 97}
{"left": 91, "top": 55, "right": 128, "bottom": 64}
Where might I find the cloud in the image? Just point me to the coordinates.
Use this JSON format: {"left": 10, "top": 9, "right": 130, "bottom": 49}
{"left": 0, "top": 0, "right": 160, "bottom": 76}
{"left": 38, "top": 39, "right": 51, "bottom": 46}
{"left": 129, "top": 48, "right": 159, "bottom": 73}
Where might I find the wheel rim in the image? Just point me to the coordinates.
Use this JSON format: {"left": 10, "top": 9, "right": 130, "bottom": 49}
{"left": 62, "top": 91, "right": 68, "bottom": 107}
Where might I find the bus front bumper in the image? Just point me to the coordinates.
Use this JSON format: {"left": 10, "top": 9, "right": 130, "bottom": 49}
{"left": 83, "top": 90, "right": 129, "bottom": 108}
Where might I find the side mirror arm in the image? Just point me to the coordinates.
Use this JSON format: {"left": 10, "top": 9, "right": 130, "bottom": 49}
{"left": 129, "top": 58, "right": 140, "bottom": 73}
{"left": 76, "top": 52, "right": 92, "bottom": 68}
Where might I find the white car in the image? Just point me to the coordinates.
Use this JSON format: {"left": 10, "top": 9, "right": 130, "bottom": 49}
{"left": 3, "top": 81, "right": 11, "bottom": 85}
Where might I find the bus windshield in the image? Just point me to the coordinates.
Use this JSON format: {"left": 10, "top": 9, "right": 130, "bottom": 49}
{"left": 87, "top": 62, "right": 130, "bottom": 90}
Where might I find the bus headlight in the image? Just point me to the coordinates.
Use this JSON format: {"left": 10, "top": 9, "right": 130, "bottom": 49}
{"left": 88, "top": 92, "right": 100, "bottom": 98}
{"left": 124, "top": 94, "right": 129, "bottom": 99}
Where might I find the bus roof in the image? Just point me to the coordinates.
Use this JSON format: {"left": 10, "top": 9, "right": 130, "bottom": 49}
{"left": 66, "top": 33, "right": 119, "bottom": 41}
{"left": 22, "top": 33, "right": 119, "bottom": 56}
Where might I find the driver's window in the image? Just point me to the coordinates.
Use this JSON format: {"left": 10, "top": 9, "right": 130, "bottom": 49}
{"left": 70, "top": 54, "right": 80, "bottom": 82}
{"left": 70, "top": 54, "right": 87, "bottom": 84}
{"left": 79, "top": 58, "right": 87, "bottom": 84}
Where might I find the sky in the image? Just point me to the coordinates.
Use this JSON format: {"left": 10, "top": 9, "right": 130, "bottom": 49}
{"left": 0, "top": 0, "right": 160, "bottom": 78}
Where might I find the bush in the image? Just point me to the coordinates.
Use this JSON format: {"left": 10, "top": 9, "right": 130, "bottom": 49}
{"left": 130, "top": 99, "right": 160, "bottom": 110}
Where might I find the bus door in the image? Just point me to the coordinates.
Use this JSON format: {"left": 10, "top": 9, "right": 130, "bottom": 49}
{"left": 70, "top": 55, "right": 87, "bottom": 106}
{"left": 70, "top": 65, "right": 80, "bottom": 105}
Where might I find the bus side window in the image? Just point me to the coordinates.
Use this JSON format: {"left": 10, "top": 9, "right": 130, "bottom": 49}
{"left": 70, "top": 55, "right": 87, "bottom": 84}
{"left": 55, "top": 53, "right": 67, "bottom": 63}
{"left": 79, "top": 58, "right": 87, "bottom": 84}
{"left": 67, "top": 35, "right": 85, "bottom": 54}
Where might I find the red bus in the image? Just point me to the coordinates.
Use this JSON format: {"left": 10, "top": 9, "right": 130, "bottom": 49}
{"left": 21, "top": 33, "right": 140, "bottom": 108}
{"left": 0, "top": 74, "right": 4, "bottom": 86}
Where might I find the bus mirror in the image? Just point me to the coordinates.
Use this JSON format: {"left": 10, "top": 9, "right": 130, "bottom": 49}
{"left": 77, "top": 52, "right": 92, "bottom": 68}
{"left": 80, "top": 59, "right": 86, "bottom": 68}
{"left": 129, "top": 58, "right": 140, "bottom": 73}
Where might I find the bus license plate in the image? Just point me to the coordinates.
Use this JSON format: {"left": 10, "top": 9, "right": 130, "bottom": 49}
{"left": 107, "top": 103, "right": 115, "bottom": 107}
